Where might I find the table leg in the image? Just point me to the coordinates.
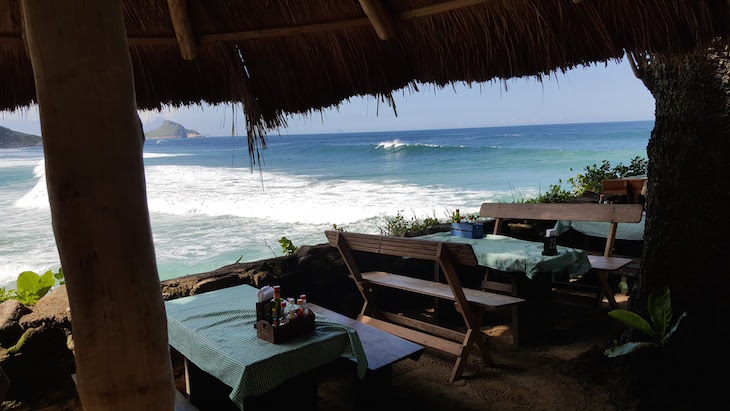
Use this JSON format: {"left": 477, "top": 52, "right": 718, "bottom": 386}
{"left": 513, "top": 272, "right": 553, "bottom": 345}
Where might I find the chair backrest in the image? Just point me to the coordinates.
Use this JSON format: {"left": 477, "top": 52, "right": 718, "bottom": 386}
{"left": 479, "top": 203, "right": 643, "bottom": 224}
{"left": 324, "top": 230, "right": 478, "bottom": 266}
{"left": 479, "top": 203, "right": 644, "bottom": 257}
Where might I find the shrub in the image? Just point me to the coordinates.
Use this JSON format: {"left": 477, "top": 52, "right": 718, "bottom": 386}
{"left": 278, "top": 237, "right": 298, "bottom": 256}
{"left": 0, "top": 268, "right": 64, "bottom": 306}
{"left": 568, "top": 156, "right": 648, "bottom": 195}
{"left": 379, "top": 210, "right": 443, "bottom": 236}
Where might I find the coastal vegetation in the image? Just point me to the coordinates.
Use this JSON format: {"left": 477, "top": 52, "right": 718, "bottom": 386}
{"left": 515, "top": 156, "right": 648, "bottom": 204}
{"left": 0, "top": 268, "right": 64, "bottom": 306}
{"left": 378, "top": 209, "right": 444, "bottom": 236}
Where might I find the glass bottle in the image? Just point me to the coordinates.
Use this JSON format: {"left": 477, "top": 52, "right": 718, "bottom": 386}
{"left": 271, "top": 285, "right": 282, "bottom": 323}
{"left": 299, "top": 294, "right": 309, "bottom": 316}
{"left": 279, "top": 301, "right": 289, "bottom": 325}
{"left": 454, "top": 209, "right": 461, "bottom": 223}
{"left": 271, "top": 303, "right": 279, "bottom": 326}
{"left": 296, "top": 298, "right": 305, "bottom": 317}
{"left": 288, "top": 298, "right": 298, "bottom": 320}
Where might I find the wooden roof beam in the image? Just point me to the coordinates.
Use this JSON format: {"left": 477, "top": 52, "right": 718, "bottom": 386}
{"left": 359, "top": 0, "right": 396, "bottom": 40}
{"left": 167, "top": 0, "right": 197, "bottom": 60}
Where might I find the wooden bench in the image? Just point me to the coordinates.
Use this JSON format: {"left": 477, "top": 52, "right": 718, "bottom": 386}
{"left": 479, "top": 203, "right": 643, "bottom": 311}
{"left": 324, "top": 230, "right": 524, "bottom": 383}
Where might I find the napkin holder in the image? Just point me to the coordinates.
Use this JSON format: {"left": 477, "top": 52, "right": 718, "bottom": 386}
{"left": 255, "top": 301, "right": 274, "bottom": 324}
{"left": 255, "top": 312, "right": 316, "bottom": 344}
{"left": 542, "top": 228, "right": 558, "bottom": 256}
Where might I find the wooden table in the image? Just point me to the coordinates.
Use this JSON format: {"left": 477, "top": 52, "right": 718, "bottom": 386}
{"left": 165, "top": 284, "right": 368, "bottom": 410}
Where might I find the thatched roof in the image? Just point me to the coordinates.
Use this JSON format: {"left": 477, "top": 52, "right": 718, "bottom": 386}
{"left": 1, "top": 0, "right": 728, "bottom": 142}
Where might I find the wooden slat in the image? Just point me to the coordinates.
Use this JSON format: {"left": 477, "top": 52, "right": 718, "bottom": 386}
{"left": 399, "top": 0, "right": 491, "bottom": 19}
{"left": 358, "top": 0, "right": 396, "bottom": 40}
{"left": 308, "top": 303, "right": 423, "bottom": 370}
{"left": 167, "top": 0, "right": 197, "bottom": 60}
{"left": 325, "top": 231, "right": 478, "bottom": 266}
{"left": 359, "top": 315, "right": 463, "bottom": 356}
{"left": 481, "top": 280, "right": 513, "bottom": 293}
{"left": 361, "top": 271, "right": 524, "bottom": 308}
{"left": 380, "top": 311, "right": 466, "bottom": 343}
{"left": 602, "top": 179, "right": 629, "bottom": 196}
{"left": 479, "top": 203, "right": 643, "bottom": 223}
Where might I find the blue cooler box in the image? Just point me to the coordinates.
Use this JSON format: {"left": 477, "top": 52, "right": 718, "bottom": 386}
{"left": 450, "top": 222, "right": 484, "bottom": 238}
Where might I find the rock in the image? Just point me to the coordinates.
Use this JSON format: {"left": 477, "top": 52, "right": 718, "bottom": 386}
{"left": 0, "top": 300, "right": 30, "bottom": 348}
{"left": 0, "top": 324, "right": 75, "bottom": 401}
{"left": 19, "top": 286, "right": 71, "bottom": 329}
{"left": 0, "top": 287, "right": 75, "bottom": 402}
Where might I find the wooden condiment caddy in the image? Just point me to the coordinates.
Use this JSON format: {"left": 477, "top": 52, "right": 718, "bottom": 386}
{"left": 255, "top": 312, "right": 316, "bottom": 344}
{"left": 254, "top": 301, "right": 316, "bottom": 344}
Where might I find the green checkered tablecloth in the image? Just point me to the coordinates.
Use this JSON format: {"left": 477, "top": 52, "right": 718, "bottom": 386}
{"left": 415, "top": 232, "right": 590, "bottom": 279}
{"left": 165, "top": 284, "right": 367, "bottom": 410}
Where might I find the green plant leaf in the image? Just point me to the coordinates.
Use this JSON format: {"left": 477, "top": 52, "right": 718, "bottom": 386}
{"left": 661, "top": 312, "right": 688, "bottom": 347}
{"left": 38, "top": 270, "right": 55, "bottom": 291}
{"left": 648, "top": 287, "right": 672, "bottom": 338}
{"left": 608, "top": 309, "right": 657, "bottom": 338}
{"left": 16, "top": 271, "right": 40, "bottom": 294}
{"left": 604, "top": 342, "right": 657, "bottom": 358}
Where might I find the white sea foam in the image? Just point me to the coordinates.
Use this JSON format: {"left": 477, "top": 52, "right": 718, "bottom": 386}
{"left": 0, "top": 158, "right": 42, "bottom": 169}
{"left": 14, "top": 161, "right": 509, "bottom": 221}
{"left": 375, "top": 139, "right": 440, "bottom": 149}
{"left": 143, "top": 153, "right": 189, "bottom": 159}
{"left": 144, "top": 165, "right": 507, "bottom": 224}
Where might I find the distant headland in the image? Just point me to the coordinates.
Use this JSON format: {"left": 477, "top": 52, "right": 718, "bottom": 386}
{"left": 144, "top": 120, "right": 204, "bottom": 139}
{"left": 0, "top": 126, "right": 42, "bottom": 148}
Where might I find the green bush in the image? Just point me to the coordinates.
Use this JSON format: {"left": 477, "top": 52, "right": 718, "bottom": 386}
{"left": 568, "top": 156, "right": 647, "bottom": 195}
{"left": 0, "top": 268, "right": 64, "bottom": 306}
{"left": 278, "top": 236, "right": 298, "bottom": 256}
{"left": 525, "top": 181, "right": 574, "bottom": 204}
{"left": 379, "top": 210, "right": 443, "bottom": 236}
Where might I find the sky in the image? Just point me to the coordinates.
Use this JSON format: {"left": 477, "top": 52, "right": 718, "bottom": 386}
{"left": 1, "top": 57, "right": 655, "bottom": 137}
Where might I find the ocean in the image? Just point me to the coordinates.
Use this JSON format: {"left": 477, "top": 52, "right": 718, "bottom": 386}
{"left": 0, "top": 120, "right": 652, "bottom": 287}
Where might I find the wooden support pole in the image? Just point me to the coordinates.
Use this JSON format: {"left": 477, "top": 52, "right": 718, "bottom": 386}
{"left": 20, "top": 1, "right": 175, "bottom": 410}
{"left": 167, "top": 0, "right": 197, "bottom": 60}
{"left": 358, "top": 0, "right": 397, "bottom": 40}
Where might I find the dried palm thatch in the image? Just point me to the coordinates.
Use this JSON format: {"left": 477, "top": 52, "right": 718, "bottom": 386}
{"left": 1, "top": 0, "right": 728, "bottom": 155}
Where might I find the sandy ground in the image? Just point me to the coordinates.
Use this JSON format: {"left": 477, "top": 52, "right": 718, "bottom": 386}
{"left": 310, "top": 296, "right": 629, "bottom": 411}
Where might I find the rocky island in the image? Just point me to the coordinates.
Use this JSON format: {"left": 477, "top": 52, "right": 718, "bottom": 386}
{"left": 0, "top": 126, "right": 42, "bottom": 148}
{"left": 144, "top": 120, "right": 204, "bottom": 139}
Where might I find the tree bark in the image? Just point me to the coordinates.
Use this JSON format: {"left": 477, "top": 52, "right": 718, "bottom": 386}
{"left": 632, "top": 42, "right": 730, "bottom": 404}
{"left": 21, "top": 1, "right": 175, "bottom": 410}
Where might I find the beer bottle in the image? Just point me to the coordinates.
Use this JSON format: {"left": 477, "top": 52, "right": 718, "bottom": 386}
{"left": 454, "top": 209, "right": 461, "bottom": 223}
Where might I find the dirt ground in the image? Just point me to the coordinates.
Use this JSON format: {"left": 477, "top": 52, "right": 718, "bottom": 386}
{"left": 311, "top": 298, "right": 631, "bottom": 411}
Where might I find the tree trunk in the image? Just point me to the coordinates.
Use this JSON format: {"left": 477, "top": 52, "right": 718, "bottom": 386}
{"left": 632, "top": 43, "right": 730, "bottom": 406}
{"left": 21, "top": 1, "right": 175, "bottom": 410}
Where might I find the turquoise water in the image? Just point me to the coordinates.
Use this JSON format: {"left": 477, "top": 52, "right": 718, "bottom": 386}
{"left": 0, "top": 121, "right": 651, "bottom": 286}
